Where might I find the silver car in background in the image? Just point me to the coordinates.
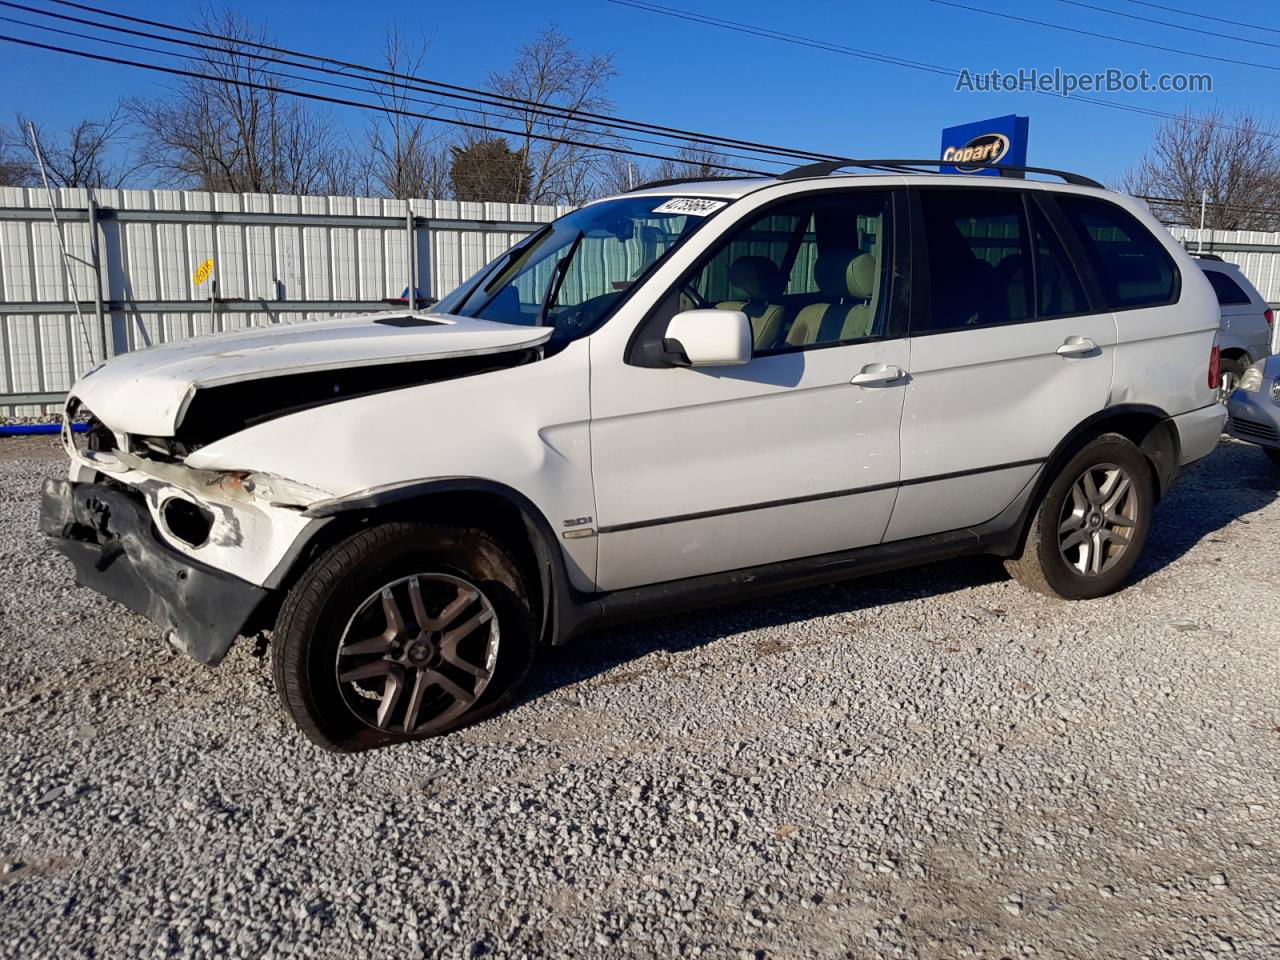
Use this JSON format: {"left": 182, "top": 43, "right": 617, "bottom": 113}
{"left": 1228, "top": 355, "right": 1280, "bottom": 467}
{"left": 1197, "top": 256, "right": 1274, "bottom": 385}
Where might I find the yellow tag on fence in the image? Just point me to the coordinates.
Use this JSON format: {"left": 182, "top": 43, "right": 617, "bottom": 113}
{"left": 192, "top": 258, "right": 214, "bottom": 286}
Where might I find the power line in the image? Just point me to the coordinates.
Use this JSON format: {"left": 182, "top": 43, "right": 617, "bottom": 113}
{"left": 0, "top": 33, "right": 773, "bottom": 175}
{"left": 0, "top": 10, "right": 798, "bottom": 171}
{"left": 28, "top": 0, "right": 842, "bottom": 167}
{"left": 1120, "top": 0, "right": 1280, "bottom": 37}
{"left": 608, "top": 0, "right": 962, "bottom": 78}
{"left": 609, "top": 0, "right": 1280, "bottom": 141}
{"left": 1057, "top": 0, "right": 1280, "bottom": 51}
{"left": 1137, "top": 194, "right": 1280, "bottom": 218}
{"left": 929, "top": 0, "right": 1280, "bottom": 74}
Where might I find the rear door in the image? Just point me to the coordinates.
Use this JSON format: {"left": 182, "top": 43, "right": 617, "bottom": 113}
{"left": 886, "top": 185, "right": 1117, "bottom": 542}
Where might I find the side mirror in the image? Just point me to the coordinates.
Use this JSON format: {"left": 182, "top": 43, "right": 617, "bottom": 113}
{"left": 663, "top": 309, "right": 752, "bottom": 367}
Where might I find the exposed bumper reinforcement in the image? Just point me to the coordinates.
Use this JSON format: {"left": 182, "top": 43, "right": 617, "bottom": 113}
{"left": 38, "top": 478, "right": 268, "bottom": 664}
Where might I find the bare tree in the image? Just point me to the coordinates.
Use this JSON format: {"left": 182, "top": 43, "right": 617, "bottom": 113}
{"left": 364, "top": 25, "right": 450, "bottom": 199}
{"left": 487, "top": 25, "right": 617, "bottom": 205}
{"left": 14, "top": 105, "right": 135, "bottom": 188}
{"left": 594, "top": 142, "right": 731, "bottom": 198}
{"left": 1122, "top": 109, "right": 1280, "bottom": 230}
{"left": 0, "top": 126, "right": 34, "bottom": 186}
{"left": 130, "top": 7, "right": 355, "bottom": 195}
{"left": 450, "top": 138, "right": 532, "bottom": 203}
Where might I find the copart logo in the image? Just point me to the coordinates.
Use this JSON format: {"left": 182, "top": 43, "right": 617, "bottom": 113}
{"left": 942, "top": 133, "right": 1011, "bottom": 171}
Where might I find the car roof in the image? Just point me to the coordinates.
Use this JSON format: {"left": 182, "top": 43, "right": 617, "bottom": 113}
{"left": 1195, "top": 257, "right": 1244, "bottom": 274}
{"left": 615, "top": 170, "right": 1116, "bottom": 202}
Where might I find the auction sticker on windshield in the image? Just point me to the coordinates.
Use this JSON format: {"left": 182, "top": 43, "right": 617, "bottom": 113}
{"left": 652, "top": 198, "right": 728, "bottom": 216}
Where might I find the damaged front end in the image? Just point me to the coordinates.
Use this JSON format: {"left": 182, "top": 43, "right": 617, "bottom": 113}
{"left": 40, "top": 311, "right": 554, "bottom": 663}
{"left": 39, "top": 477, "right": 269, "bottom": 664}
{"left": 40, "top": 398, "right": 334, "bottom": 662}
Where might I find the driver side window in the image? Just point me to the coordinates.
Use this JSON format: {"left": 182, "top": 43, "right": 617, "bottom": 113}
{"left": 676, "top": 190, "right": 898, "bottom": 354}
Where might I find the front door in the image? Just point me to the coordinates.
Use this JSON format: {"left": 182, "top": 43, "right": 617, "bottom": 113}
{"left": 589, "top": 188, "right": 911, "bottom": 591}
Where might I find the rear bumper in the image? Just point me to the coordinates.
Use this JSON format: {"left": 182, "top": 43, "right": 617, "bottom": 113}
{"left": 1171, "top": 402, "right": 1228, "bottom": 465}
{"left": 38, "top": 478, "right": 268, "bottom": 664}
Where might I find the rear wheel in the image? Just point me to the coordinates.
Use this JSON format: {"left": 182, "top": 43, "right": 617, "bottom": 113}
{"left": 1005, "top": 434, "right": 1154, "bottom": 600}
{"left": 1221, "top": 354, "right": 1250, "bottom": 392}
{"left": 272, "top": 522, "right": 536, "bottom": 751}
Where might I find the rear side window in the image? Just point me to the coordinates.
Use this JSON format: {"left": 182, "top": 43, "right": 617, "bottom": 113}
{"left": 917, "top": 188, "right": 1032, "bottom": 332}
{"left": 1056, "top": 196, "right": 1179, "bottom": 310}
{"left": 1203, "top": 269, "right": 1253, "bottom": 306}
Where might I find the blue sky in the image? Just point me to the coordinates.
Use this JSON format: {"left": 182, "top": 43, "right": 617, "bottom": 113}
{"left": 0, "top": 0, "right": 1276, "bottom": 187}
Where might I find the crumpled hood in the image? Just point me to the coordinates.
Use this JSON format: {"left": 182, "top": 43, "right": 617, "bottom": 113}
{"left": 69, "top": 311, "right": 552, "bottom": 437}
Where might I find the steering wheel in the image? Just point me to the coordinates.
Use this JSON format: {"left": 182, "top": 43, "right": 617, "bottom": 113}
{"left": 679, "top": 282, "right": 712, "bottom": 310}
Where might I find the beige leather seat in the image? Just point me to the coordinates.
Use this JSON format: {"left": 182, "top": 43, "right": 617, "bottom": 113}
{"left": 786, "top": 251, "right": 878, "bottom": 347}
{"left": 717, "top": 256, "right": 788, "bottom": 349}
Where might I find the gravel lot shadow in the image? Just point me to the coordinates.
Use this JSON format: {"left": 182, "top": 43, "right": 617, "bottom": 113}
{"left": 530, "top": 439, "right": 1279, "bottom": 701}
{"left": 528, "top": 553, "right": 1006, "bottom": 702}
{"left": 1134, "top": 438, "right": 1279, "bottom": 582}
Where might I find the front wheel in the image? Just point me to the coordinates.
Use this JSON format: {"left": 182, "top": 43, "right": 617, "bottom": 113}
{"left": 272, "top": 522, "right": 536, "bottom": 752}
{"left": 1005, "top": 434, "right": 1154, "bottom": 600}
{"left": 1265, "top": 446, "right": 1280, "bottom": 467}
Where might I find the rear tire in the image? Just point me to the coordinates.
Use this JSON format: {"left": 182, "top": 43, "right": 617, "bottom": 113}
{"left": 272, "top": 522, "right": 536, "bottom": 752}
{"left": 1005, "top": 434, "right": 1154, "bottom": 600}
{"left": 1221, "top": 354, "right": 1250, "bottom": 392}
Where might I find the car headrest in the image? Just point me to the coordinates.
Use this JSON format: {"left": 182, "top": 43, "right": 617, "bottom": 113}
{"left": 815, "top": 251, "right": 877, "bottom": 299}
{"left": 727, "top": 256, "right": 785, "bottom": 301}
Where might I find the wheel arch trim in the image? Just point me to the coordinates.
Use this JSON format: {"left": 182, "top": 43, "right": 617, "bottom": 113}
{"left": 296, "top": 477, "right": 597, "bottom": 645}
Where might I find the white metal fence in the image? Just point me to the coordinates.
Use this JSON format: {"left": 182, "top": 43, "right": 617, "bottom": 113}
{"left": 0, "top": 186, "right": 568, "bottom": 415}
{"left": 1168, "top": 225, "right": 1280, "bottom": 305}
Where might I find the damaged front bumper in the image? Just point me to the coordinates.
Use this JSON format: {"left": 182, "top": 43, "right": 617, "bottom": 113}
{"left": 39, "top": 478, "right": 269, "bottom": 664}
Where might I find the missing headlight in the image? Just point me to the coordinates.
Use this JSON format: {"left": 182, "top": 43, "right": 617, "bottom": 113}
{"left": 65, "top": 400, "right": 116, "bottom": 457}
{"left": 161, "top": 497, "right": 214, "bottom": 547}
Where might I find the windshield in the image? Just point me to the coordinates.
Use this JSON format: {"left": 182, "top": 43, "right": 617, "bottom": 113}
{"left": 433, "top": 195, "right": 722, "bottom": 346}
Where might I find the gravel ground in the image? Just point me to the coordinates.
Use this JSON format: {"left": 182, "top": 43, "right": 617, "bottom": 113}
{"left": 2, "top": 436, "right": 1279, "bottom": 960}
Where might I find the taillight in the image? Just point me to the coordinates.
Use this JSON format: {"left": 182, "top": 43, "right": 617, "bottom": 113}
{"left": 1265, "top": 308, "right": 1274, "bottom": 329}
{"left": 1208, "top": 345, "right": 1221, "bottom": 389}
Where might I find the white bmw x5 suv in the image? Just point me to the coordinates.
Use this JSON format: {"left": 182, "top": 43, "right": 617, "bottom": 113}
{"left": 41, "top": 160, "right": 1226, "bottom": 750}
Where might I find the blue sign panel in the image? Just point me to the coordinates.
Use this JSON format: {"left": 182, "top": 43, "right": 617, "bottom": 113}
{"left": 940, "top": 115, "right": 1029, "bottom": 176}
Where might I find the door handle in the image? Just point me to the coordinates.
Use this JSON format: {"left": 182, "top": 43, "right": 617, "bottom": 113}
{"left": 1056, "top": 336, "right": 1098, "bottom": 357}
{"left": 850, "top": 363, "right": 906, "bottom": 386}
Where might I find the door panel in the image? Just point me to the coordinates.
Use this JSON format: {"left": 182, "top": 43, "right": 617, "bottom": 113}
{"left": 591, "top": 340, "right": 908, "bottom": 590}
{"left": 886, "top": 315, "right": 1115, "bottom": 541}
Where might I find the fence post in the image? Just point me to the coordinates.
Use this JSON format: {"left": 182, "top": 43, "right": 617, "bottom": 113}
{"left": 405, "top": 209, "right": 417, "bottom": 309}
{"left": 86, "top": 197, "right": 115, "bottom": 357}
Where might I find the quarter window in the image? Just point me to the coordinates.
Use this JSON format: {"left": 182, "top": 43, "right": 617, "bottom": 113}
{"left": 1056, "top": 195, "right": 1179, "bottom": 309}
{"left": 917, "top": 189, "right": 1033, "bottom": 332}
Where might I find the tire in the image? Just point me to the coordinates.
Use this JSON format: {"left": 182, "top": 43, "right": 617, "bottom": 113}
{"left": 272, "top": 522, "right": 537, "bottom": 752}
{"left": 1266, "top": 446, "right": 1280, "bottom": 467}
{"left": 1005, "top": 433, "right": 1155, "bottom": 600}
{"left": 1221, "top": 354, "right": 1250, "bottom": 391}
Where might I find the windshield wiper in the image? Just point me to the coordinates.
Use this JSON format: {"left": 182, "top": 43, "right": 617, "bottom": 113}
{"left": 537, "top": 229, "right": 585, "bottom": 327}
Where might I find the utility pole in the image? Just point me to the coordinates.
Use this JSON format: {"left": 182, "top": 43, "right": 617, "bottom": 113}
{"left": 1197, "top": 189, "right": 1207, "bottom": 253}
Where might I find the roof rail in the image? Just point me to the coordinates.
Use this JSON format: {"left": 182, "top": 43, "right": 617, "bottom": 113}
{"left": 777, "top": 158, "right": 1104, "bottom": 189}
{"left": 628, "top": 174, "right": 756, "bottom": 192}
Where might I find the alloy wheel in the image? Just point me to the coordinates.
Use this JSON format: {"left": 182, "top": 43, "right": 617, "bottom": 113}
{"left": 1057, "top": 462, "right": 1139, "bottom": 577}
{"left": 334, "top": 573, "right": 500, "bottom": 734}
